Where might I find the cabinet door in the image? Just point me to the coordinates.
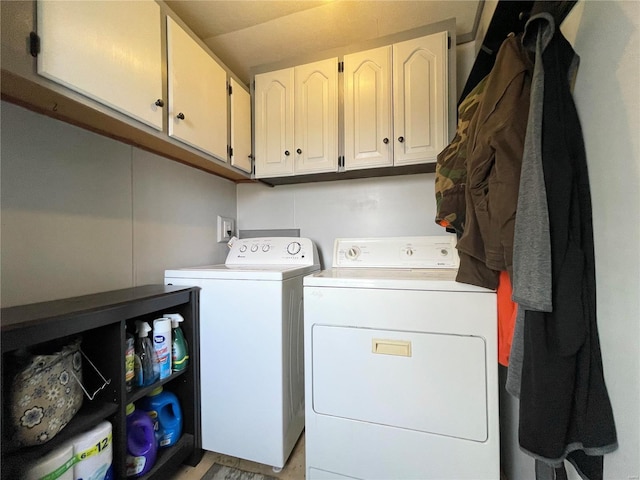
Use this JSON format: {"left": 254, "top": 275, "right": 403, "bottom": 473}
{"left": 37, "top": 0, "right": 163, "bottom": 130}
{"left": 343, "top": 47, "right": 393, "bottom": 170}
{"left": 254, "top": 68, "right": 295, "bottom": 178}
{"left": 294, "top": 58, "right": 339, "bottom": 174}
{"left": 393, "top": 31, "right": 448, "bottom": 166}
{"left": 167, "top": 17, "right": 228, "bottom": 160}
{"left": 230, "top": 79, "right": 252, "bottom": 173}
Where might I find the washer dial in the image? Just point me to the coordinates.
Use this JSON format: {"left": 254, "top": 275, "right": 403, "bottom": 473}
{"left": 346, "top": 246, "right": 361, "bottom": 260}
{"left": 287, "top": 242, "right": 301, "bottom": 255}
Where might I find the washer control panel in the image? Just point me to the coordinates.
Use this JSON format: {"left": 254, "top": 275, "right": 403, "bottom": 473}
{"left": 226, "top": 237, "right": 318, "bottom": 266}
{"left": 333, "top": 236, "right": 459, "bottom": 269}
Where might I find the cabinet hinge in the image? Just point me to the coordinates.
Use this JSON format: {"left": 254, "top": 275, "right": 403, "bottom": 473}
{"left": 29, "top": 32, "right": 40, "bottom": 57}
{"left": 448, "top": 36, "right": 452, "bottom": 50}
{"left": 338, "top": 61, "right": 344, "bottom": 73}
{"left": 228, "top": 83, "right": 233, "bottom": 95}
{"left": 229, "top": 146, "right": 234, "bottom": 157}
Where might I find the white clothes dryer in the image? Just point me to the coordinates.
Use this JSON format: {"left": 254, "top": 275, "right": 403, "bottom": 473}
{"left": 303, "top": 236, "right": 498, "bottom": 480}
{"left": 165, "top": 237, "right": 319, "bottom": 469}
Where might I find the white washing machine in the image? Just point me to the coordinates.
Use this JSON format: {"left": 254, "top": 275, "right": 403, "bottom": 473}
{"left": 165, "top": 237, "right": 319, "bottom": 469}
{"left": 303, "top": 236, "right": 498, "bottom": 480}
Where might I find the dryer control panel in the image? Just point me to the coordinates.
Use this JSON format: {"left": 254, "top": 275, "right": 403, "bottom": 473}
{"left": 333, "top": 236, "right": 459, "bottom": 269}
{"left": 226, "top": 237, "right": 319, "bottom": 266}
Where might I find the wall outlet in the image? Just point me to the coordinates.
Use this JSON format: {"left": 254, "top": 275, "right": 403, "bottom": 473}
{"left": 217, "top": 215, "right": 235, "bottom": 243}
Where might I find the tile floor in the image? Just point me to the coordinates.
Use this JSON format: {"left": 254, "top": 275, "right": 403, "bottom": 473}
{"left": 169, "top": 433, "right": 508, "bottom": 480}
{"left": 169, "top": 433, "right": 306, "bottom": 480}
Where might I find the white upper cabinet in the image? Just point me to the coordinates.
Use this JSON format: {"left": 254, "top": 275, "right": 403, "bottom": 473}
{"left": 254, "top": 68, "right": 295, "bottom": 178}
{"left": 393, "top": 32, "right": 448, "bottom": 166}
{"left": 255, "top": 58, "right": 338, "bottom": 178}
{"left": 167, "top": 17, "right": 228, "bottom": 160}
{"left": 230, "top": 79, "right": 253, "bottom": 173}
{"left": 343, "top": 46, "right": 393, "bottom": 170}
{"left": 293, "top": 58, "right": 339, "bottom": 175}
{"left": 343, "top": 31, "right": 448, "bottom": 170}
{"left": 37, "top": 0, "right": 164, "bottom": 130}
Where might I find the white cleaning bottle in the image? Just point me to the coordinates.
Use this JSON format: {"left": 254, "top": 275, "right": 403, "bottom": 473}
{"left": 153, "top": 318, "right": 172, "bottom": 379}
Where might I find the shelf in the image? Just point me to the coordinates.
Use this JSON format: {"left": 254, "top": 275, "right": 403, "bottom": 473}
{"left": 127, "top": 368, "right": 188, "bottom": 404}
{"left": 1, "top": 401, "right": 119, "bottom": 478}
{"left": 1, "top": 285, "right": 195, "bottom": 352}
{"left": 143, "top": 433, "right": 200, "bottom": 480}
{"left": 259, "top": 162, "right": 436, "bottom": 186}
{"left": 1, "top": 285, "right": 202, "bottom": 479}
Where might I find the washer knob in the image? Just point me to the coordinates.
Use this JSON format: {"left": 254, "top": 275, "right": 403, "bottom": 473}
{"left": 262, "top": 244, "right": 270, "bottom": 252}
{"left": 239, "top": 245, "right": 247, "bottom": 253}
{"left": 287, "top": 242, "right": 301, "bottom": 255}
{"left": 346, "top": 246, "right": 361, "bottom": 260}
{"left": 405, "top": 247, "right": 414, "bottom": 256}
{"left": 250, "top": 244, "right": 259, "bottom": 252}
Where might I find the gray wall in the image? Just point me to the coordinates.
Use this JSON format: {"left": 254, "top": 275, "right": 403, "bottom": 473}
{"left": 237, "top": 174, "right": 444, "bottom": 268}
{"left": 1, "top": 101, "right": 236, "bottom": 307}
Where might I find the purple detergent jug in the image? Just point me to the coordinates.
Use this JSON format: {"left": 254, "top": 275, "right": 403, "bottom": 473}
{"left": 125, "top": 403, "right": 157, "bottom": 477}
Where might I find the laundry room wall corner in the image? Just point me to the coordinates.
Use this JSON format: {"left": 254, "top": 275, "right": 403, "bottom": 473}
{"left": 0, "top": 100, "right": 238, "bottom": 307}
{"left": 237, "top": 174, "right": 444, "bottom": 269}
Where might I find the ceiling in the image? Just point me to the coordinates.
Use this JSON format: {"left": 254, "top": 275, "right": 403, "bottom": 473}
{"left": 164, "top": 0, "right": 483, "bottom": 85}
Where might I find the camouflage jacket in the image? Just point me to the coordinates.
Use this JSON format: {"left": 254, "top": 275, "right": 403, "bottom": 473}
{"left": 434, "top": 76, "right": 488, "bottom": 235}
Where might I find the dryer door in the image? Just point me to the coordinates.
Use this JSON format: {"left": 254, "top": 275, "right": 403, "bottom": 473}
{"left": 311, "top": 325, "right": 488, "bottom": 442}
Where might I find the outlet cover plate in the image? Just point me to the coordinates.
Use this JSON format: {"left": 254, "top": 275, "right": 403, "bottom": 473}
{"left": 217, "top": 215, "right": 235, "bottom": 243}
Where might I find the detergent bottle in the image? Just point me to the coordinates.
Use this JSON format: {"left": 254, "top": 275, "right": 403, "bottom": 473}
{"left": 163, "top": 313, "right": 189, "bottom": 372}
{"left": 134, "top": 321, "right": 159, "bottom": 387}
{"left": 137, "top": 386, "right": 183, "bottom": 448}
{"left": 125, "top": 403, "right": 157, "bottom": 477}
{"left": 125, "top": 332, "right": 135, "bottom": 392}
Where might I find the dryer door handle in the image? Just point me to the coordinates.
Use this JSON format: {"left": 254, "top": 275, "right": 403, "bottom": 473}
{"left": 372, "top": 339, "right": 412, "bottom": 357}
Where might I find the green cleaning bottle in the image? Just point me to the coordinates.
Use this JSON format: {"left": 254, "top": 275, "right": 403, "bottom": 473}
{"left": 164, "top": 313, "right": 189, "bottom": 372}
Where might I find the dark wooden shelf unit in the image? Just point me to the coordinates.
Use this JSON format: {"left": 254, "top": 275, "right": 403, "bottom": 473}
{"left": 1, "top": 285, "right": 203, "bottom": 479}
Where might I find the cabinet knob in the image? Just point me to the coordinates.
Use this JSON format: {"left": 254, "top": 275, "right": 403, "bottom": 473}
{"left": 284, "top": 150, "right": 290, "bottom": 156}
{"left": 383, "top": 138, "right": 389, "bottom": 144}
{"left": 296, "top": 148, "right": 302, "bottom": 154}
{"left": 398, "top": 136, "right": 404, "bottom": 143}
{"left": 155, "top": 99, "right": 164, "bottom": 107}
{"left": 177, "top": 112, "right": 185, "bottom": 120}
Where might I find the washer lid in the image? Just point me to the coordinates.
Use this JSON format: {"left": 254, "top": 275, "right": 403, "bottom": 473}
{"left": 303, "top": 267, "right": 493, "bottom": 292}
{"left": 165, "top": 263, "right": 320, "bottom": 280}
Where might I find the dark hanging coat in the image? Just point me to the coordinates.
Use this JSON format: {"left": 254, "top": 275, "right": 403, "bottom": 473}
{"left": 518, "top": 14, "right": 618, "bottom": 480}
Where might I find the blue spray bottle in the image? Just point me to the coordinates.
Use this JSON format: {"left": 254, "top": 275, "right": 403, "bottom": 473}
{"left": 134, "top": 321, "right": 159, "bottom": 387}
